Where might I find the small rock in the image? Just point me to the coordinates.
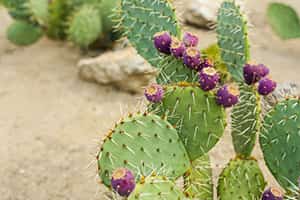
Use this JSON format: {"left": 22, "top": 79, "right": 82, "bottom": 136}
{"left": 183, "top": 0, "right": 245, "bottom": 29}
{"left": 183, "top": 0, "right": 219, "bottom": 29}
{"left": 78, "top": 47, "right": 157, "bottom": 93}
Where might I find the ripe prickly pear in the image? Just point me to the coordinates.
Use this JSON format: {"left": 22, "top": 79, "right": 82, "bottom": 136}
{"left": 170, "top": 37, "right": 185, "bottom": 59}
{"left": 183, "top": 32, "right": 199, "bottom": 47}
{"left": 216, "top": 84, "right": 240, "bottom": 107}
{"left": 243, "top": 63, "right": 270, "bottom": 85}
{"left": 144, "top": 84, "right": 164, "bottom": 103}
{"left": 258, "top": 77, "right": 277, "bottom": 95}
{"left": 198, "top": 67, "right": 220, "bottom": 91}
{"left": 111, "top": 168, "right": 135, "bottom": 197}
{"left": 261, "top": 187, "right": 283, "bottom": 200}
{"left": 153, "top": 31, "right": 172, "bottom": 54}
{"left": 183, "top": 47, "right": 201, "bottom": 70}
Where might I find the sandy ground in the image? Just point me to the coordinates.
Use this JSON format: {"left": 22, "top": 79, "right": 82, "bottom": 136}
{"left": 1, "top": 1, "right": 300, "bottom": 199}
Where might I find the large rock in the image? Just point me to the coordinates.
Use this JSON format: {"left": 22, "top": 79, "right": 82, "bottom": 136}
{"left": 78, "top": 47, "right": 157, "bottom": 93}
{"left": 183, "top": 0, "right": 244, "bottom": 29}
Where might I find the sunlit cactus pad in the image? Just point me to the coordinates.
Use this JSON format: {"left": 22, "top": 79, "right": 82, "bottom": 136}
{"left": 217, "top": 0, "right": 249, "bottom": 81}
{"left": 260, "top": 98, "right": 300, "bottom": 190}
{"left": 183, "top": 154, "right": 213, "bottom": 200}
{"left": 231, "top": 83, "right": 260, "bottom": 157}
{"left": 150, "top": 84, "right": 226, "bottom": 160}
{"left": 128, "top": 176, "right": 185, "bottom": 200}
{"left": 97, "top": 113, "right": 190, "bottom": 186}
{"left": 218, "top": 158, "right": 266, "bottom": 200}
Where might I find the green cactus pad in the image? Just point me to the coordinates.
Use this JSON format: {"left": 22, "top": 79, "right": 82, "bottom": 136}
{"left": 26, "top": 0, "right": 49, "bottom": 25}
{"left": 267, "top": 3, "right": 300, "bottom": 40}
{"left": 97, "top": 113, "right": 190, "bottom": 187}
{"left": 3, "top": 0, "right": 31, "bottom": 21}
{"left": 218, "top": 158, "right": 266, "bottom": 200}
{"left": 6, "top": 21, "right": 43, "bottom": 46}
{"left": 231, "top": 83, "right": 260, "bottom": 158}
{"left": 260, "top": 98, "right": 300, "bottom": 190}
{"left": 120, "top": 0, "right": 196, "bottom": 83}
{"left": 184, "top": 154, "right": 213, "bottom": 200}
{"left": 128, "top": 176, "right": 185, "bottom": 200}
{"left": 217, "top": 1, "right": 250, "bottom": 81}
{"left": 150, "top": 84, "right": 226, "bottom": 160}
{"left": 47, "top": 0, "right": 69, "bottom": 39}
{"left": 68, "top": 4, "right": 102, "bottom": 48}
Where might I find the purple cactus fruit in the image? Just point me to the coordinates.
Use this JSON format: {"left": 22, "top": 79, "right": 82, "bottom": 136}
{"left": 170, "top": 37, "right": 185, "bottom": 59}
{"left": 216, "top": 84, "right": 240, "bottom": 107}
{"left": 183, "top": 47, "right": 201, "bottom": 70}
{"left": 198, "top": 58, "right": 214, "bottom": 71}
{"left": 258, "top": 77, "right": 277, "bottom": 96}
{"left": 262, "top": 187, "right": 283, "bottom": 200}
{"left": 257, "top": 64, "right": 270, "bottom": 77}
{"left": 183, "top": 32, "right": 199, "bottom": 47}
{"left": 144, "top": 84, "right": 164, "bottom": 103}
{"left": 153, "top": 31, "right": 172, "bottom": 54}
{"left": 243, "top": 64, "right": 260, "bottom": 85}
{"left": 111, "top": 168, "right": 135, "bottom": 197}
{"left": 199, "top": 67, "right": 220, "bottom": 91}
{"left": 243, "top": 63, "right": 270, "bottom": 85}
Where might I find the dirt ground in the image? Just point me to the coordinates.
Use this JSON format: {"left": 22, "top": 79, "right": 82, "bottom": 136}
{"left": 1, "top": 1, "right": 300, "bottom": 199}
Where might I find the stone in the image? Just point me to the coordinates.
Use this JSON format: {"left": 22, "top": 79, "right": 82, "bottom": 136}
{"left": 183, "top": 0, "right": 244, "bottom": 29}
{"left": 78, "top": 47, "right": 157, "bottom": 93}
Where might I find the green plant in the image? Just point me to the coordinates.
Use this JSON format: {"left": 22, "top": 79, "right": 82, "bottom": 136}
{"left": 2, "top": 0, "right": 121, "bottom": 48}
{"left": 6, "top": 20, "right": 43, "bottom": 46}
{"left": 96, "top": 0, "right": 300, "bottom": 199}
{"left": 267, "top": 2, "right": 300, "bottom": 40}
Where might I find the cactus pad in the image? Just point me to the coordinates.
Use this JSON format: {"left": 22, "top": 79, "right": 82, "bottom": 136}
{"left": 6, "top": 21, "right": 43, "bottom": 46}
{"left": 260, "top": 98, "right": 300, "bottom": 190}
{"left": 150, "top": 84, "right": 226, "bottom": 160}
{"left": 97, "top": 113, "right": 190, "bottom": 187}
{"left": 218, "top": 158, "right": 266, "bottom": 200}
{"left": 128, "top": 176, "right": 185, "bottom": 200}
{"left": 68, "top": 5, "right": 102, "bottom": 48}
{"left": 26, "top": 0, "right": 49, "bottom": 25}
{"left": 184, "top": 154, "right": 213, "bottom": 200}
{"left": 3, "top": 0, "right": 31, "bottom": 20}
{"left": 231, "top": 83, "right": 260, "bottom": 157}
{"left": 217, "top": 1, "right": 250, "bottom": 81}
{"left": 120, "top": 0, "right": 196, "bottom": 83}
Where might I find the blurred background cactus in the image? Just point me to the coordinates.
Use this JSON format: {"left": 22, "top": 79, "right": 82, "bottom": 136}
{"left": 1, "top": 0, "right": 121, "bottom": 48}
{"left": 267, "top": 2, "right": 300, "bottom": 40}
{"left": 95, "top": 0, "right": 300, "bottom": 199}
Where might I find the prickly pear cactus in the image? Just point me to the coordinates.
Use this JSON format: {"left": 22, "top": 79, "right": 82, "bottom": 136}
{"left": 128, "top": 176, "right": 186, "bottom": 200}
{"left": 217, "top": 0, "right": 250, "bottom": 81}
{"left": 120, "top": 0, "right": 196, "bottom": 83}
{"left": 68, "top": 4, "right": 102, "bottom": 48}
{"left": 231, "top": 83, "right": 260, "bottom": 157}
{"left": 150, "top": 83, "right": 226, "bottom": 160}
{"left": 97, "top": 113, "right": 190, "bottom": 187}
{"left": 183, "top": 154, "right": 213, "bottom": 200}
{"left": 218, "top": 158, "right": 266, "bottom": 200}
{"left": 6, "top": 21, "right": 43, "bottom": 46}
{"left": 260, "top": 98, "right": 300, "bottom": 190}
{"left": 2, "top": 0, "right": 120, "bottom": 48}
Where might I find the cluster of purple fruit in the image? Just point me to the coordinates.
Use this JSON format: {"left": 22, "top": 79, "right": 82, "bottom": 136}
{"left": 152, "top": 31, "right": 240, "bottom": 108}
{"left": 243, "top": 63, "right": 277, "bottom": 96}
